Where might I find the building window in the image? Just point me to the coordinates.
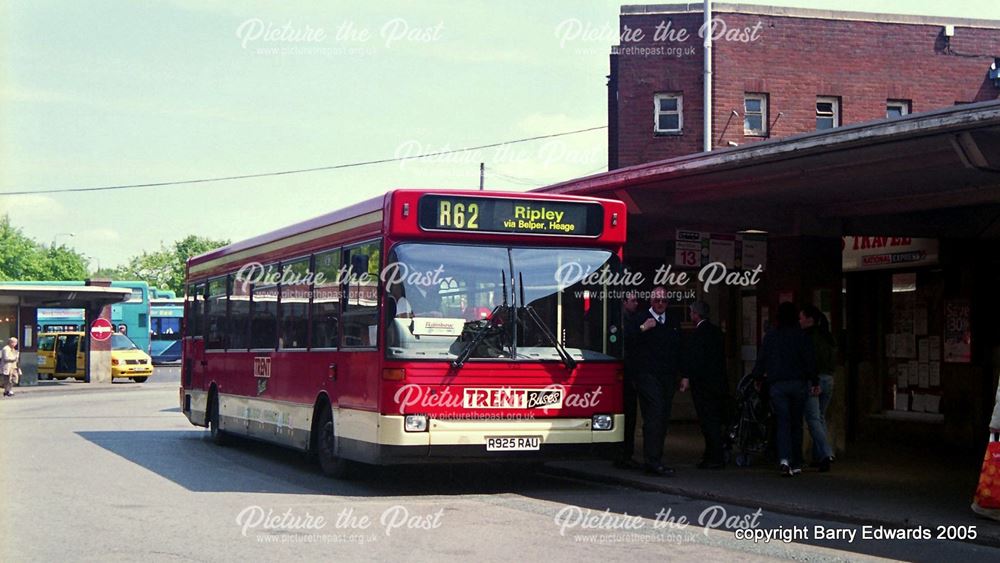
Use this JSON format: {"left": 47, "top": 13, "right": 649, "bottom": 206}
{"left": 744, "top": 93, "right": 768, "bottom": 136}
{"left": 816, "top": 97, "right": 840, "bottom": 130}
{"left": 654, "top": 93, "right": 683, "bottom": 134}
{"left": 887, "top": 100, "right": 910, "bottom": 118}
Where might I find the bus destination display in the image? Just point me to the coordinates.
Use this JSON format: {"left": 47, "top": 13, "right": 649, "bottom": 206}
{"left": 418, "top": 195, "right": 603, "bottom": 236}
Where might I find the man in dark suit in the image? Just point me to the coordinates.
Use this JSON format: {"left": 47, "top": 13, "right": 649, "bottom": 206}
{"left": 681, "top": 301, "right": 728, "bottom": 469}
{"left": 631, "top": 286, "right": 682, "bottom": 476}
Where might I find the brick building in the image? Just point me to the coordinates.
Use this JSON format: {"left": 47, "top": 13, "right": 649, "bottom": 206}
{"left": 555, "top": 4, "right": 1000, "bottom": 456}
{"left": 609, "top": 3, "right": 1000, "bottom": 168}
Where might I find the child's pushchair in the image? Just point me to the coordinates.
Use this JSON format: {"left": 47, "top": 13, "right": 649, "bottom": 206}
{"left": 726, "top": 373, "right": 772, "bottom": 467}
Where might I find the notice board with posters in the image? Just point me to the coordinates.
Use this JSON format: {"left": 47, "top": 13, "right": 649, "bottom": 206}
{"left": 885, "top": 273, "right": 944, "bottom": 416}
{"left": 943, "top": 299, "right": 971, "bottom": 363}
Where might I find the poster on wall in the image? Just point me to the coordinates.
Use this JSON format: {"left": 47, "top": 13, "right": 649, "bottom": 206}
{"left": 842, "top": 236, "right": 939, "bottom": 272}
{"left": 740, "top": 234, "right": 768, "bottom": 271}
{"left": 943, "top": 300, "right": 971, "bottom": 363}
{"left": 675, "top": 230, "right": 704, "bottom": 269}
{"left": 709, "top": 234, "right": 737, "bottom": 269}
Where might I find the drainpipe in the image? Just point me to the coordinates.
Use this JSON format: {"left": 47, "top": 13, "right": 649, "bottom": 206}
{"left": 703, "top": 0, "right": 713, "bottom": 152}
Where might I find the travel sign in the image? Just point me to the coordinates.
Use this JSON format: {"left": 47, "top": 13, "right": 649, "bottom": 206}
{"left": 417, "top": 195, "right": 603, "bottom": 236}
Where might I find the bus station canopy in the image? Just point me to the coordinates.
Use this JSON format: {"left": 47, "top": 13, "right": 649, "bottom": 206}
{"left": 538, "top": 100, "right": 1000, "bottom": 240}
{"left": 0, "top": 285, "right": 133, "bottom": 308}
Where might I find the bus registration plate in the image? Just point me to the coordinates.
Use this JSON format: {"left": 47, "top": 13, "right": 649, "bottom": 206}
{"left": 486, "top": 436, "right": 541, "bottom": 451}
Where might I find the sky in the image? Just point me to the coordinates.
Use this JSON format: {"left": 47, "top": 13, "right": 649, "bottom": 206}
{"left": 1, "top": 0, "right": 998, "bottom": 269}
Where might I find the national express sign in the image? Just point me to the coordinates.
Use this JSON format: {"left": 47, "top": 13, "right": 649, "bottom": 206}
{"left": 842, "top": 237, "right": 939, "bottom": 272}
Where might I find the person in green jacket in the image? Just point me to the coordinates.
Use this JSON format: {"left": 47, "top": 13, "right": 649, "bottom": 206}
{"left": 800, "top": 305, "right": 835, "bottom": 472}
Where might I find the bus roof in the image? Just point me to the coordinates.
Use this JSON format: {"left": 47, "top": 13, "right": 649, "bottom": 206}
{"left": 6, "top": 280, "right": 149, "bottom": 290}
{"left": 150, "top": 298, "right": 185, "bottom": 305}
{"left": 188, "top": 192, "right": 386, "bottom": 276}
{"left": 187, "top": 189, "right": 626, "bottom": 279}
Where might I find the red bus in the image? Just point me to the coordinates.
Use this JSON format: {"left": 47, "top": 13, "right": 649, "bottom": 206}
{"left": 180, "top": 189, "right": 627, "bottom": 476}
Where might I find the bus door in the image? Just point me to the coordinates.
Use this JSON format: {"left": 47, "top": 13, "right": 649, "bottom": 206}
{"left": 185, "top": 282, "right": 208, "bottom": 391}
{"left": 55, "top": 334, "right": 84, "bottom": 378}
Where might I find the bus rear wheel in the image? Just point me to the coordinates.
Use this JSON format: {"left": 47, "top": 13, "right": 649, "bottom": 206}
{"left": 316, "top": 406, "right": 353, "bottom": 479}
{"left": 208, "top": 392, "right": 228, "bottom": 446}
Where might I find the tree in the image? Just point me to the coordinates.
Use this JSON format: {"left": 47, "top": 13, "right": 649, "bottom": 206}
{"left": 92, "top": 266, "right": 121, "bottom": 279}
{"left": 116, "top": 235, "right": 229, "bottom": 295}
{"left": 42, "top": 245, "right": 89, "bottom": 280}
{"left": 0, "top": 216, "right": 88, "bottom": 281}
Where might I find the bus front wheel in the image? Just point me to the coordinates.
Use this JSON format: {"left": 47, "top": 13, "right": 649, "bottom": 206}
{"left": 316, "top": 407, "right": 353, "bottom": 479}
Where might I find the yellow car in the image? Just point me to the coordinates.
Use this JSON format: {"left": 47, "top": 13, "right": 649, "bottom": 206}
{"left": 37, "top": 331, "right": 153, "bottom": 383}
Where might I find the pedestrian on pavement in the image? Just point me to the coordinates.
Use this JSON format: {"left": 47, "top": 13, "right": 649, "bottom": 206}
{"left": 800, "top": 305, "right": 835, "bottom": 472}
{"left": 750, "top": 302, "right": 818, "bottom": 477}
{"left": 681, "top": 301, "right": 728, "bottom": 469}
{"left": 631, "top": 286, "right": 683, "bottom": 476}
{"left": 2, "top": 337, "right": 21, "bottom": 397}
{"left": 971, "top": 380, "right": 1000, "bottom": 521}
{"left": 616, "top": 290, "right": 643, "bottom": 470}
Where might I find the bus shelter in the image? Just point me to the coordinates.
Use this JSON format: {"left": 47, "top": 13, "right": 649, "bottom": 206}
{"left": 0, "top": 282, "right": 133, "bottom": 384}
{"left": 538, "top": 99, "right": 1000, "bottom": 455}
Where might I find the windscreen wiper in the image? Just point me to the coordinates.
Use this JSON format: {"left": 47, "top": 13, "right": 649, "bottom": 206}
{"left": 452, "top": 271, "right": 511, "bottom": 368}
{"left": 451, "top": 305, "right": 508, "bottom": 368}
{"left": 518, "top": 272, "right": 576, "bottom": 370}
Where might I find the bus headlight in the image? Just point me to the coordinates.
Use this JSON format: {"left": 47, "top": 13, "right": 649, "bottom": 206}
{"left": 591, "top": 414, "right": 613, "bottom": 431}
{"left": 404, "top": 415, "right": 428, "bottom": 432}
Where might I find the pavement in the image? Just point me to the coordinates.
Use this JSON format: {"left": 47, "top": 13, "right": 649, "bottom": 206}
{"left": 9, "top": 375, "right": 1000, "bottom": 549}
{"left": 7, "top": 378, "right": 153, "bottom": 396}
{"left": 547, "top": 421, "right": 1000, "bottom": 547}
{"left": 16, "top": 380, "right": 956, "bottom": 563}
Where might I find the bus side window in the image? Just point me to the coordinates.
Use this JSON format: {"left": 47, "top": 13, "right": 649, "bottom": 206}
{"left": 342, "top": 240, "right": 380, "bottom": 348}
{"left": 311, "top": 249, "right": 341, "bottom": 349}
{"left": 228, "top": 274, "right": 250, "bottom": 350}
{"left": 250, "top": 266, "right": 279, "bottom": 350}
{"left": 38, "top": 335, "right": 55, "bottom": 352}
{"left": 187, "top": 283, "right": 205, "bottom": 338}
{"left": 280, "top": 257, "right": 311, "bottom": 349}
{"left": 205, "top": 277, "right": 228, "bottom": 349}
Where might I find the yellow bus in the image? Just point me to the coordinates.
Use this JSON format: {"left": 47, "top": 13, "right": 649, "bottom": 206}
{"left": 37, "top": 332, "right": 154, "bottom": 382}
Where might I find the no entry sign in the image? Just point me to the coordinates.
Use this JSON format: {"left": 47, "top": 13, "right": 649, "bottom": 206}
{"left": 90, "top": 318, "right": 114, "bottom": 342}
